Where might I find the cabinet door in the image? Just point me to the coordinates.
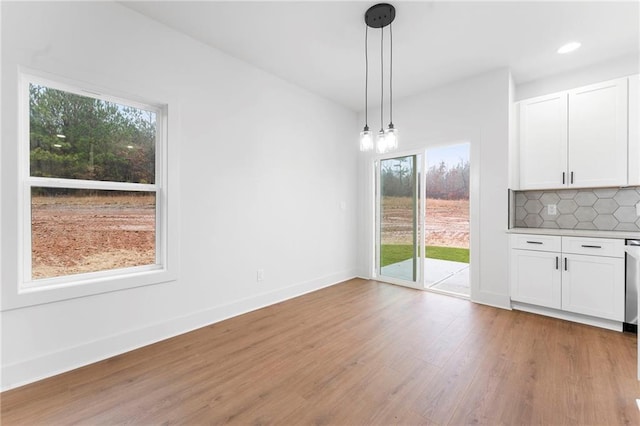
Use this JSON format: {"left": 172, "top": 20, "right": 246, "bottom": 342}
{"left": 561, "top": 254, "right": 624, "bottom": 321}
{"left": 519, "top": 93, "right": 568, "bottom": 190}
{"left": 511, "top": 249, "right": 561, "bottom": 309}
{"left": 629, "top": 75, "right": 639, "bottom": 186}
{"left": 568, "top": 78, "right": 628, "bottom": 188}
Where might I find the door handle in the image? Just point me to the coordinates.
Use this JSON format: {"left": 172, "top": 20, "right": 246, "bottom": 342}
{"left": 526, "top": 241, "right": 543, "bottom": 245}
{"left": 581, "top": 245, "right": 602, "bottom": 249}
{"left": 564, "top": 257, "right": 568, "bottom": 271}
{"left": 555, "top": 256, "right": 559, "bottom": 270}
{"left": 570, "top": 171, "right": 574, "bottom": 184}
{"left": 562, "top": 172, "right": 566, "bottom": 185}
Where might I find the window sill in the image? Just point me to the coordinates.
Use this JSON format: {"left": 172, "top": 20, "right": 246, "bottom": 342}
{"left": 2, "top": 267, "right": 177, "bottom": 311}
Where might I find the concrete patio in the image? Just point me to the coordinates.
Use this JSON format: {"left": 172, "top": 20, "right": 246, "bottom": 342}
{"left": 380, "top": 258, "right": 470, "bottom": 296}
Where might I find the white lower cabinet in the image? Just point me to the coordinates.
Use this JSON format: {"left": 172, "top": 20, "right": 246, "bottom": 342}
{"left": 510, "top": 234, "right": 625, "bottom": 325}
{"left": 561, "top": 253, "right": 624, "bottom": 321}
{"left": 511, "top": 249, "right": 562, "bottom": 309}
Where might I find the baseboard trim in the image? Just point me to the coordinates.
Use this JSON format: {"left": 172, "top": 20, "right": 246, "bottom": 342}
{"left": 471, "top": 290, "right": 511, "bottom": 310}
{"left": 512, "top": 302, "right": 623, "bottom": 332}
{"left": 1, "top": 270, "right": 357, "bottom": 391}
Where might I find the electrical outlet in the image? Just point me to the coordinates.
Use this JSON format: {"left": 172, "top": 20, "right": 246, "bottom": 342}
{"left": 547, "top": 204, "right": 557, "bottom": 215}
{"left": 257, "top": 269, "right": 264, "bottom": 282}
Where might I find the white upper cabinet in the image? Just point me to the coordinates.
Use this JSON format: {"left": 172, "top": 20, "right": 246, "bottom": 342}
{"left": 517, "top": 77, "right": 630, "bottom": 190}
{"left": 568, "top": 78, "right": 628, "bottom": 188}
{"left": 629, "top": 74, "right": 639, "bottom": 186}
{"left": 519, "top": 93, "right": 568, "bottom": 190}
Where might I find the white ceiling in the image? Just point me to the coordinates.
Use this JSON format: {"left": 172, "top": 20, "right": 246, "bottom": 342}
{"left": 123, "top": 1, "right": 640, "bottom": 112}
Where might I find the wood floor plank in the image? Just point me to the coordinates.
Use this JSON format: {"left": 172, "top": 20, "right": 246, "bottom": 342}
{"left": 2, "top": 278, "right": 639, "bottom": 425}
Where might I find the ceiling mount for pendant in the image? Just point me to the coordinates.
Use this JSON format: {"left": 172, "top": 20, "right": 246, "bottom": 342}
{"left": 364, "top": 3, "right": 395, "bottom": 29}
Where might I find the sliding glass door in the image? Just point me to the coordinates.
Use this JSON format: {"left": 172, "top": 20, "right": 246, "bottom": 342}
{"left": 377, "top": 154, "right": 421, "bottom": 287}
{"left": 375, "top": 145, "right": 471, "bottom": 297}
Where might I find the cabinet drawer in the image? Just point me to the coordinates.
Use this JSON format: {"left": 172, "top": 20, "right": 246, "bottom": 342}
{"left": 561, "top": 237, "right": 624, "bottom": 258}
{"left": 511, "top": 234, "right": 561, "bottom": 252}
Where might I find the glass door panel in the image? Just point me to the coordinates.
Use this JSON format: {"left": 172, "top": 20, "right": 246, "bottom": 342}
{"left": 378, "top": 155, "right": 418, "bottom": 283}
{"left": 424, "top": 143, "right": 470, "bottom": 296}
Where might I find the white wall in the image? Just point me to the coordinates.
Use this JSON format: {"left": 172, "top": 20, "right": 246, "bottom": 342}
{"left": 357, "top": 68, "right": 512, "bottom": 309}
{"left": 515, "top": 53, "right": 640, "bottom": 100}
{"left": 1, "top": 2, "right": 358, "bottom": 390}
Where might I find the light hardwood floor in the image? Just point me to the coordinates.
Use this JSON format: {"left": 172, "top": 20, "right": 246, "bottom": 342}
{"left": 2, "top": 278, "right": 639, "bottom": 425}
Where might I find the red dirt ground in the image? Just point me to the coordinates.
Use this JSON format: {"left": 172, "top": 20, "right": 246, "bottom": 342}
{"left": 381, "top": 197, "right": 469, "bottom": 248}
{"left": 31, "top": 195, "right": 155, "bottom": 279}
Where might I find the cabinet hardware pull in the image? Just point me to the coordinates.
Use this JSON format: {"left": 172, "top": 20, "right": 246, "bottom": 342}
{"left": 562, "top": 172, "right": 565, "bottom": 184}
{"left": 564, "top": 257, "right": 568, "bottom": 271}
{"left": 581, "top": 245, "right": 602, "bottom": 249}
{"left": 570, "top": 171, "right": 574, "bottom": 184}
{"left": 526, "top": 241, "right": 543, "bottom": 244}
{"left": 555, "top": 256, "right": 559, "bottom": 270}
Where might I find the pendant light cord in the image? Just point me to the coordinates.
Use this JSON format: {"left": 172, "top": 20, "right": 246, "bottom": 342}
{"left": 380, "top": 25, "right": 384, "bottom": 131}
{"left": 389, "top": 22, "right": 393, "bottom": 125}
{"left": 364, "top": 25, "right": 369, "bottom": 127}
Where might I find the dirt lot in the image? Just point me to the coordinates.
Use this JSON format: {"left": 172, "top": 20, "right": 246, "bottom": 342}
{"left": 31, "top": 194, "right": 155, "bottom": 279}
{"left": 381, "top": 197, "right": 469, "bottom": 248}
{"left": 31, "top": 194, "right": 466, "bottom": 279}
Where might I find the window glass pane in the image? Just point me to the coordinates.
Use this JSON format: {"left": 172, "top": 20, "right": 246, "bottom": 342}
{"left": 29, "top": 83, "right": 156, "bottom": 183}
{"left": 31, "top": 188, "right": 156, "bottom": 280}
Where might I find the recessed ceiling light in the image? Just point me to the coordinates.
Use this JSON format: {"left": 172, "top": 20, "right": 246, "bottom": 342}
{"left": 53, "top": 144, "right": 62, "bottom": 148}
{"left": 56, "top": 134, "right": 66, "bottom": 138}
{"left": 557, "top": 42, "right": 581, "bottom": 54}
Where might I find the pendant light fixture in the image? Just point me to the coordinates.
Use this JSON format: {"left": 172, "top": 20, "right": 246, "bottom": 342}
{"left": 384, "top": 17, "right": 398, "bottom": 152}
{"left": 359, "top": 23, "right": 373, "bottom": 151}
{"left": 359, "top": 3, "right": 398, "bottom": 153}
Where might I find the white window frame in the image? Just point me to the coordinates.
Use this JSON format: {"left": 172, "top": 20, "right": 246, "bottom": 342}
{"left": 9, "top": 70, "right": 176, "bottom": 309}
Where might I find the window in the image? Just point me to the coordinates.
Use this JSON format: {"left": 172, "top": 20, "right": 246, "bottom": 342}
{"left": 20, "top": 74, "right": 168, "bottom": 292}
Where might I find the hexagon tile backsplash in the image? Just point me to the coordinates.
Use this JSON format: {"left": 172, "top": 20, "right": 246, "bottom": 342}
{"left": 513, "top": 187, "right": 640, "bottom": 231}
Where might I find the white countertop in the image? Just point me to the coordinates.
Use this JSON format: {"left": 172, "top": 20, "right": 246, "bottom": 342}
{"left": 507, "top": 227, "right": 640, "bottom": 240}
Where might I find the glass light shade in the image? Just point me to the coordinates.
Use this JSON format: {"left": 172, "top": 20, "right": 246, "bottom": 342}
{"left": 376, "top": 129, "right": 388, "bottom": 154}
{"left": 384, "top": 126, "right": 399, "bottom": 151}
{"left": 359, "top": 128, "right": 373, "bottom": 151}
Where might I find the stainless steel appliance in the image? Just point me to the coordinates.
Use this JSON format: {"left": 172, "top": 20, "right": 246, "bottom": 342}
{"left": 624, "top": 239, "right": 640, "bottom": 333}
